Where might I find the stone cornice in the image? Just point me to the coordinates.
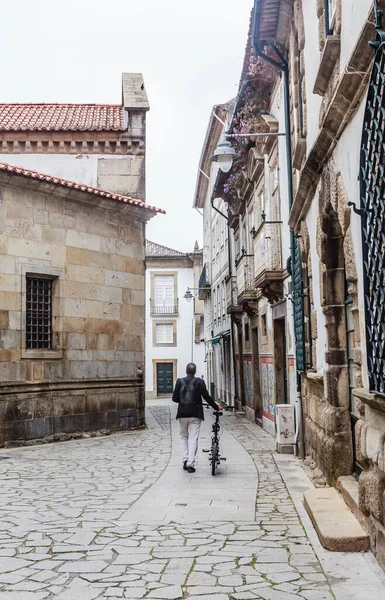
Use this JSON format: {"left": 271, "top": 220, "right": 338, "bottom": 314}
{"left": 289, "top": 12, "right": 375, "bottom": 231}
{"left": 0, "top": 133, "right": 144, "bottom": 156}
{"left": 0, "top": 377, "right": 143, "bottom": 395}
{"left": 145, "top": 256, "right": 196, "bottom": 269}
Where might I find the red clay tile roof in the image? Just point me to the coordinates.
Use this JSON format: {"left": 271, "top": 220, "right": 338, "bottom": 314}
{"left": 0, "top": 162, "right": 165, "bottom": 214}
{"left": 146, "top": 240, "right": 186, "bottom": 257}
{"left": 0, "top": 104, "right": 125, "bottom": 132}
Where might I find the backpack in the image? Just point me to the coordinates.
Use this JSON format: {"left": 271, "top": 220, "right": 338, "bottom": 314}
{"left": 178, "top": 377, "right": 198, "bottom": 418}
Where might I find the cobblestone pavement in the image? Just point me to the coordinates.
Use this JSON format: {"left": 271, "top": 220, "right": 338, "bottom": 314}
{"left": 0, "top": 400, "right": 384, "bottom": 600}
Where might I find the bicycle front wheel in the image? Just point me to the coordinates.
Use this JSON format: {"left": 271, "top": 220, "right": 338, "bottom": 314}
{"left": 211, "top": 441, "right": 218, "bottom": 476}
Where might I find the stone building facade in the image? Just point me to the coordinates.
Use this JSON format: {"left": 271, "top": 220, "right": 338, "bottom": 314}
{"left": 0, "top": 73, "right": 148, "bottom": 200}
{"left": 235, "top": 0, "right": 385, "bottom": 569}
{"left": 194, "top": 104, "right": 236, "bottom": 408}
{"left": 198, "top": 16, "right": 296, "bottom": 431}
{"left": 145, "top": 241, "right": 205, "bottom": 399}
{"left": 199, "top": 0, "right": 385, "bottom": 568}
{"left": 284, "top": 0, "right": 385, "bottom": 566}
{"left": 0, "top": 72, "right": 164, "bottom": 446}
{"left": 0, "top": 163, "right": 163, "bottom": 445}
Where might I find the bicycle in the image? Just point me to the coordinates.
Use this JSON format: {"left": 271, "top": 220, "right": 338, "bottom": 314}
{"left": 210, "top": 410, "right": 223, "bottom": 476}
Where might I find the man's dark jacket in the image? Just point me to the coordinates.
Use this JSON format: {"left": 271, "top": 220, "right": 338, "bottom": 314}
{"left": 172, "top": 376, "right": 219, "bottom": 420}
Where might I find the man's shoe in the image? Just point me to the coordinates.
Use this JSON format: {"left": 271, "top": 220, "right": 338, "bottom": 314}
{"left": 183, "top": 461, "right": 188, "bottom": 471}
{"left": 187, "top": 466, "right": 196, "bottom": 473}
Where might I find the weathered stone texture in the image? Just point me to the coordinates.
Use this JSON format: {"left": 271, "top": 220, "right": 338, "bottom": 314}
{"left": 0, "top": 386, "right": 142, "bottom": 447}
{"left": 0, "top": 182, "right": 149, "bottom": 445}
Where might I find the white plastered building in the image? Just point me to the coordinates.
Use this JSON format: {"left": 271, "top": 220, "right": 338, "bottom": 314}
{"left": 145, "top": 241, "right": 205, "bottom": 398}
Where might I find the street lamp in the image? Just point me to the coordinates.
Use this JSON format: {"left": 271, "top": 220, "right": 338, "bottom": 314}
{"left": 183, "top": 289, "right": 194, "bottom": 302}
{"left": 210, "top": 140, "right": 239, "bottom": 173}
{"left": 210, "top": 131, "right": 286, "bottom": 173}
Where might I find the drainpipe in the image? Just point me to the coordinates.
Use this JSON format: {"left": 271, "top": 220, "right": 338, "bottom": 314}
{"left": 210, "top": 174, "right": 228, "bottom": 221}
{"left": 227, "top": 222, "right": 239, "bottom": 408}
{"left": 252, "top": 0, "right": 305, "bottom": 458}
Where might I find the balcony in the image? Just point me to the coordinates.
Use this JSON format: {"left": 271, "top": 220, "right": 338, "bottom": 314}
{"left": 150, "top": 299, "right": 179, "bottom": 315}
{"left": 236, "top": 254, "right": 256, "bottom": 304}
{"left": 254, "top": 221, "right": 286, "bottom": 303}
{"left": 198, "top": 263, "right": 211, "bottom": 300}
{"left": 226, "top": 276, "right": 242, "bottom": 315}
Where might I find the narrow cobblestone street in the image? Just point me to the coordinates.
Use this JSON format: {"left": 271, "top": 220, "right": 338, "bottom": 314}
{"left": 0, "top": 399, "right": 384, "bottom": 600}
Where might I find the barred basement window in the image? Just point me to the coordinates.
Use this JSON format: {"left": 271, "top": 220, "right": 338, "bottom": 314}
{"left": 26, "top": 277, "right": 52, "bottom": 349}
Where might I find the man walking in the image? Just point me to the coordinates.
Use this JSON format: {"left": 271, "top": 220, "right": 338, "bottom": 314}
{"left": 172, "top": 362, "right": 220, "bottom": 473}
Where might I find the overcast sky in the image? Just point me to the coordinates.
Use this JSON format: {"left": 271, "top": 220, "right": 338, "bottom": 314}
{"left": 1, "top": 0, "right": 252, "bottom": 253}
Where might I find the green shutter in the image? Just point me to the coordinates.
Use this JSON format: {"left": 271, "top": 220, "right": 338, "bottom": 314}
{"left": 293, "top": 238, "right": 305, "bottom": 373}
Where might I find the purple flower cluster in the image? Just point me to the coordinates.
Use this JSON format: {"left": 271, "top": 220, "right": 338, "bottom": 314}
{"left": 222, "top": 47, "right": 280, "bottom": 198}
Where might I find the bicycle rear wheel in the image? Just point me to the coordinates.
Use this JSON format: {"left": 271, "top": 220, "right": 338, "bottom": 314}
{"left": 211, "top": 441, "right": 218, "bottom": 476}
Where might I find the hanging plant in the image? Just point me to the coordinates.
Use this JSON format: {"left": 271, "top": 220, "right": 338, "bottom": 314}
{"left": 222, "top": 46, "right": 280, "bottom": 199}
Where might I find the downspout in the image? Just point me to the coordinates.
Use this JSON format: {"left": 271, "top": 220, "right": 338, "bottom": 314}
{"left": 227, "top": 221, "right": 239, "bottom": 408}
{"left": 210, "top": 172, "right": 228, "bottom": 221}
{"left": 252, "top": 0, "right": 305, "bottom": 458}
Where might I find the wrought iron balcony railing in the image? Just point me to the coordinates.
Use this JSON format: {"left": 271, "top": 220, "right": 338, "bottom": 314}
{"left": 150, "top": 299, "right": 179, "bottom": 315}
{"left": 254, "top": 222, "right": 283, "bottom": 277}
{"left": 236, "top": 254, "right": 256, "bottom": 303}
{"left": 198, "top": 263, "right": 210, "bottom": 300}
{"left": 254, "top": 221, "right": 286, "bottom": 302}
{"left": 226, "top": 275, "right": 242, "bottom": 314}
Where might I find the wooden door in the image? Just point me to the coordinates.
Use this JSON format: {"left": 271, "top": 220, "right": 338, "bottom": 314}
{"left": 156, "top": 363, "right": 173, "bottom": 395}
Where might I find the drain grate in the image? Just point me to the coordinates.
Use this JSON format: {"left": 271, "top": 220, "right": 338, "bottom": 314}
{"left": 175, "top": 503, "right": 187, "bottom": 506}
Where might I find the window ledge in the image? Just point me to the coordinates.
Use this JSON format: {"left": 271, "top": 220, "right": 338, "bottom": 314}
{"left": 313, "top": 35, "right": 341, "bottom": 96}
{"left": 293, "top": 138, "right": 307, "bottom": 170}
{"left": 154, "top": 343, "right": 176, "bottom": 348}
{"left": 21, "top": 349, "right": 63, "bottom": 360}
{"left": 353, "top": 387, "right": 385, "bottom": 414}
{"left": 306, "top": 371, "right": 324, "bottom": 384}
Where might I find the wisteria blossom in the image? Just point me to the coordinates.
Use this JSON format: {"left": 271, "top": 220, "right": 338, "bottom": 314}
{"left": 223, "top": 47, "right": 279, "bottom": 199}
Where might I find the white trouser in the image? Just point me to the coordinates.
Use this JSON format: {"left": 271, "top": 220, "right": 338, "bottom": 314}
{"left": 178, "top": 417, "right": 202, "bottom": 467}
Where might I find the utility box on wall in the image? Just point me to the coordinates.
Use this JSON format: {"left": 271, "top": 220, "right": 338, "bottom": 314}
{"left": 275, "top": 404, "right": 295, "bottom": 453}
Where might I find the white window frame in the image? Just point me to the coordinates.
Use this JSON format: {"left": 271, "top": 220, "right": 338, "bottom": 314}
{"left": 154, "top": 321, "right": 176, "bottom": 347}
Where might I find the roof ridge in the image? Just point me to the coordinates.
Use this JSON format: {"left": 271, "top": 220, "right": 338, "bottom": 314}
{"left": 146, "top": 240, "right": 186, "bottom": 257}
{"left": 0, "top": 103, "right": 123, "bottom": 107}
{"left": 0, "top": 161, "right": 165, "bottom": 215}
{"left": 0, "top": 104, "right": 125, "bottom": 132}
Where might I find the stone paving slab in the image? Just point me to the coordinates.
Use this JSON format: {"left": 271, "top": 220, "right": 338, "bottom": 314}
{"left": 0, "top": 399, "right": 384, "bottom": 599}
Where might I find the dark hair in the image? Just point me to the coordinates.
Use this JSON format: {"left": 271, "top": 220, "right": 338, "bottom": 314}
{"left": 186, "top": 362, "right": 197, "bottom": 376}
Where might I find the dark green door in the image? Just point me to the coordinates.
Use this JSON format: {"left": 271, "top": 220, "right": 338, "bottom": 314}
{"left": 157, "top": 363, "right": 173, "bottom": 395}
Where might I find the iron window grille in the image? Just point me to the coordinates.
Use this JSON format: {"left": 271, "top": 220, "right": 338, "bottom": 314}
{"left": 360, "top": 22, "right": 385, "bottom": 396}
{"left": 26, "top": 277, "right": 53, "bottom": 350}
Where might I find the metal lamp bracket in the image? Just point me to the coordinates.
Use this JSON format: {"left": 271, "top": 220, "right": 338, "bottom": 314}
{"left": 347, "top": 201, "right": 369, "bottom": 217}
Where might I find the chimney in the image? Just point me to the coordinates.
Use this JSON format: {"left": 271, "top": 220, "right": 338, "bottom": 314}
{"left": 122, "top": 73, "right": 149, "bottom": 112}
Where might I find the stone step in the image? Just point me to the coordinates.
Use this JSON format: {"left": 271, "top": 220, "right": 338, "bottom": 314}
{"left": 304, "top": 487, "right": 369, "bottom": 552}
{"left": 337, "top": 475, "right": 369, "bottom": 532}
